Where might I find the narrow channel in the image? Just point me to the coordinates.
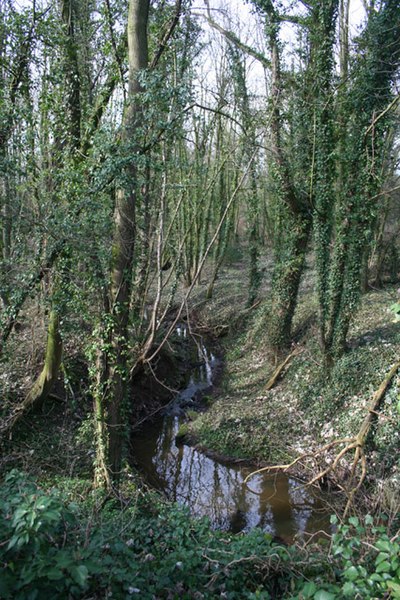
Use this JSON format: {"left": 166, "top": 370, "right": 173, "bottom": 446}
{"left": 131, "top": 326, "right": 332, "bottom": 543}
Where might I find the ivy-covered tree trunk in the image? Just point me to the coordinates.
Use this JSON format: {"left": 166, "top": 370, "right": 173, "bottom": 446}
{"left": 317, "top": 0, "right": 400, "bottom": 362}
{"left": 263, "top": 6, "right": 312, "bottom": 357}
{"left": 228, "top": 45, "right": 261, "bottom": 307}
{"left": 267, "top": 212, "right": 311, "bottom": 353}
{"left": 258, "top": 0, "right": 340, "bottom": 358}
{"left": 99, "top": 0, "right": 150, "bottom": 484}
{"left": 309, "top": 0, "right": 339, "bottom": 354}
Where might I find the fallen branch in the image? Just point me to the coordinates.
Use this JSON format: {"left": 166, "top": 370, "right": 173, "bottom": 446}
{"left": 265, "top": 347, "right": 302, "bottom": 390}
{"left": 247, "top": 359, "right": 400, "bottom": 516}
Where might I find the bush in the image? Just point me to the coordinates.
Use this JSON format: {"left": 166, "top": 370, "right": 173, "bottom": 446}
{"left": 2, "top": 472, "right": 399, "bottom": 599}
{"left": 292, "top": 515, "right": 400, "bottom": 600}
{"left": 0, "top": 470, "right": 290, "bottom": 599}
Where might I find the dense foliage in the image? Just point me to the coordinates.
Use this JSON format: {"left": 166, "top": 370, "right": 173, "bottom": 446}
{"left": 1, "top": 472, "right": 400, "bottom": 599}
{"left": 1, "top": 0, "right": 400, "bottom": 597}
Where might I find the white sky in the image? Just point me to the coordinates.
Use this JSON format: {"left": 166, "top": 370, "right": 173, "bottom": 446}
{"left": 191, "top": 0, "right": 368, "bottom": 101}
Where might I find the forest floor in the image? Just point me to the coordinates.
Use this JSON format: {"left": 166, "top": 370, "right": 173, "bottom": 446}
{"left": 183, "top": 253, "right": 400, "bottom": 518}
{"left": 1, "top": 249, "right": 400, "bottom": 518}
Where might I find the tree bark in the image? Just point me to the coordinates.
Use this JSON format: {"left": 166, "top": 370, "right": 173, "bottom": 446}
{"left": 263, "top": 4, "right": 312, "bottom": 357}
{"left": 0, "top": 309, "right": 62, "bottom": 436}
{"left": 103, "top": 0, "right": 150, "bottom": 484}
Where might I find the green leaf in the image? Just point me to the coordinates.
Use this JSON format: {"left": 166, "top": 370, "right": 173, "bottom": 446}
{"left": 343, "top": 566, "right": 359, "bottom": 581}
{"left": 47, "top": 568, "right": 64, "bottom": 581}
{"left": 56, "top": 553, "right": 74, "bottom": 569}
{"left": 300, "top": 582, "right": 317, "bottom": 597}
{"left": 13, "top": 507, "right": 28, "bottom": 522}
{"left": 376, "top": 552, "right": 389, "bottom": 565}
{"left": 375, "top": 540, "right": 392, "bottom": 553}
{"left": 390, "top": 302, "right": 400, "bottom": 314}
{"left": 70, "top": 565, "right": 89, "bottom": 587}
{"left": 387, "top": 581, "right": 400, "bottom": 599}
{"left": 348, "top": 517, "right": 359, "bottom": 527}
{"left": 314, "top": 591, "right": 337, "bottom": 600}
{"left": 7, "top": 535, "right": 19, "bottom": 550}
{"left": 44, "top": 510, "right": 61, "bottom": 522}
{"left": 375, "top": 561, "right": 391, "bottom": 574}
{"left": 342, "top": 581, "right": 356, "bottom": 596}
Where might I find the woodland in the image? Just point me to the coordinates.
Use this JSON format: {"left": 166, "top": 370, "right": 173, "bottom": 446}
{"left": 0, "top": 0, "right": 400, "bottom": 597}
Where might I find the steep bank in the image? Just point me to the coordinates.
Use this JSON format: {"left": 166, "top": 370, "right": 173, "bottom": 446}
{"left": 186, "top": 260, "right": 400, "bottom": 515}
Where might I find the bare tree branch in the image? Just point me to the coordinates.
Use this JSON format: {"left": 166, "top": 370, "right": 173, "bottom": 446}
{"left": 150, "top": 0, "right": 183, "bottom": 69}
{"left": 203, "top": 0, "right": 271, "bottom": 69}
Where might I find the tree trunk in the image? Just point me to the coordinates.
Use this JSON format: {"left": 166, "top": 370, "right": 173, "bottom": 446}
{"left": 263, "top": 6, "right": 311, "bottom": 356}
{"left": 267, "top": 215, "right": 311, "bottom": 355}
{"left": 25, "top": 309, "right": 62, "bottom": 406}
{"left": 0, "top": 309, "right": 63, "bottom": 435}
{"left": 102, "top": 0, "right": 150, "bottom": 484}
{"left": 319, "top": 0, "right": 400, "bottom": 362}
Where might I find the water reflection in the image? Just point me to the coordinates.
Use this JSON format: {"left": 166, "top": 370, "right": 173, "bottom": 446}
{"left": 131, "top": 414, "right": 331, "bottom": 542}
{"left": 130, "top": 327, "right": 331, "bottom": 542}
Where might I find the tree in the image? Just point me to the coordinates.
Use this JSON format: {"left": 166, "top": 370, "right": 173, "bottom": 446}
{"left": 92, "top": 0, "right": 151, "bottom": 486}
{"left": 254, "top": 0, "right": 338, "bottom": 357}
{"left": 314, "top": 0, "right": 400, "bottom": 362}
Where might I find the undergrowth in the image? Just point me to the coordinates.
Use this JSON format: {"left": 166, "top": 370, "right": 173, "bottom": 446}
{"left": 1, "top": 471, "right": 400, "bottom": 599}
{"left": 191, "top": 285, "right": 400, "bottom": 491}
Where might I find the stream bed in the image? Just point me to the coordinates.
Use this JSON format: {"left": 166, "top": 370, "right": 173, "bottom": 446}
{"left": 131, "top": 327, "right": 332, "bottom": 543}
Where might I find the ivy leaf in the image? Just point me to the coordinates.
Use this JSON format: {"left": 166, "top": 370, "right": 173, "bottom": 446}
{"left": 365, "top": 515, "right": 374, "bottom": 526}
{"left": 375, "top": 540, "right": 392, "bottom": 553}
{"left": 375, "top": 561, "right": 391, "bottom": 573}
{"left": 387, "top": 581, "right": 400, "bottom": 599}
{"left": 70, "top": 565, "right": 89, "bottom": 587}
{"left": 314, "top": 591, "right": 337, "bottom": 600}
{"left": 343, "top": 566, "right": 359, "bottom": 581}
{"left": 342, "top": 581, "right": 356, "bottom": 596}
{"left": 376, "top": 552, "right": 389, "bottom": 565}
{"left": 300, "top": 581, "right": 317, "bottom": 597}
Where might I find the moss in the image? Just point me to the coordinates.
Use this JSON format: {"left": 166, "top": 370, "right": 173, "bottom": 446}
{"left": 175, "top": 423, "right": 189, "bottom": 442}
{"left": 186, "top": 410, "right": 198, "bottom": 421}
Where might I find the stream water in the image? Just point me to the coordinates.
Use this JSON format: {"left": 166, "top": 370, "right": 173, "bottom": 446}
{"left": 131, "top": 327, "right": 332, "bottom": 543}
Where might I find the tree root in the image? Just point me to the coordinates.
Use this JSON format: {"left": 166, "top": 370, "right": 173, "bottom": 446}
{"left": 265, "top": 347, "right": 302, "bottom": 391}
{"left": 0, "top": 310, "right": 62, "bottom": 438}
{"left": 248, "top": 359, "right": 400, "bottom": 516}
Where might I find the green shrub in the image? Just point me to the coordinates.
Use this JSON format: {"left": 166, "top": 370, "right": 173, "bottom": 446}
{"left": 291, "top": 515, "right": 400, "bottom": 599}
{"left": 2, "top": 472, "right": 399, "bottom": 599}
{"left": 0, "top": 470, "right": 290, "bottom": 599}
